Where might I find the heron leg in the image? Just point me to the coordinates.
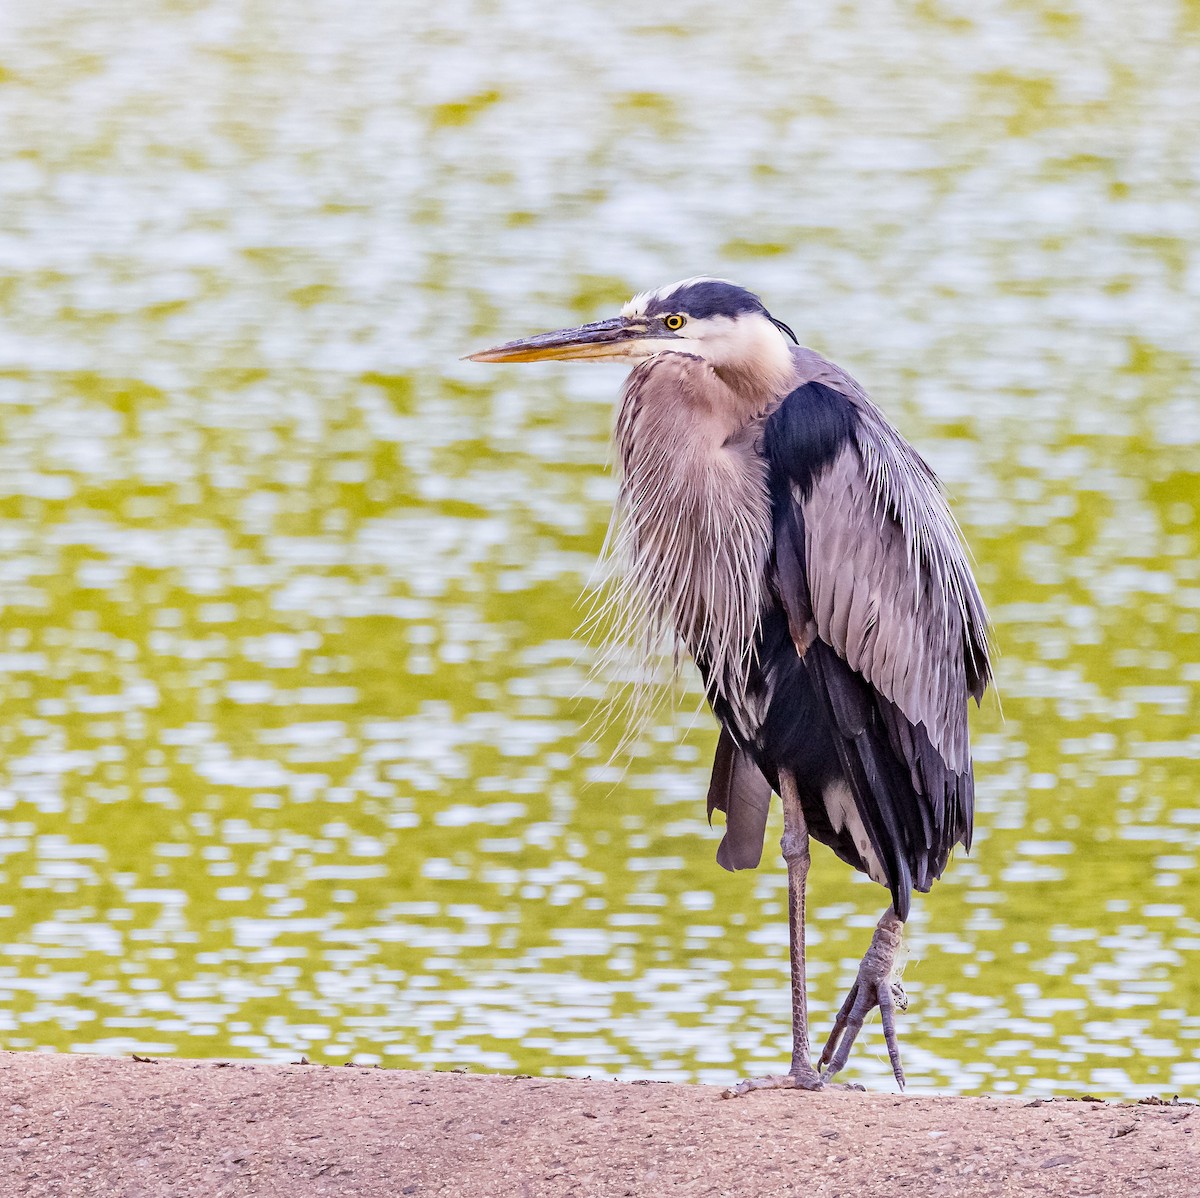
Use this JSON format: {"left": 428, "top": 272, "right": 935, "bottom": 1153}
{"left": 723, "top": 768, "right": 823, "bottom": 1098}
{"left": 818, "top": 906, "right": 907, "bottom": 1089}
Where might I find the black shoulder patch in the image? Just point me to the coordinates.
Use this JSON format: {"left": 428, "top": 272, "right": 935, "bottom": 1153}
{"left": 763, "top": 381, "right": 859, "bottom": 502}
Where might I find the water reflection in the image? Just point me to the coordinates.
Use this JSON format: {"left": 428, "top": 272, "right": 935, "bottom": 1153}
{"left": 0, "top": 0, "right": 1198, "bottom": 1097}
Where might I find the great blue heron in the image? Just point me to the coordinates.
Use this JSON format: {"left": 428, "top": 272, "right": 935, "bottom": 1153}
{"left": 468, "top": 278, "right": 991, "bottom": 1093}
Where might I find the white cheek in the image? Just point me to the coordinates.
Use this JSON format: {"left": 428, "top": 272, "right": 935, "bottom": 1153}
{"left": 715, "top": 320, "right": 795, "bottom": 380}
{"left": 682, "top": 326, "right": 739, "bottom": 368}
{"left": 661, "top": 336, "right": 704, "bottom": 356}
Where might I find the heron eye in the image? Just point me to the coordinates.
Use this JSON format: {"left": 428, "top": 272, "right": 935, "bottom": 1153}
{"left": 664, "top": 314, "right": 686, "bottom": 331}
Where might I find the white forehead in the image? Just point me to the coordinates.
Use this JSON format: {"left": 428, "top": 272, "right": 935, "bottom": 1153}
{"left": 621, "top": 276, "right": 740, "bottom": 318}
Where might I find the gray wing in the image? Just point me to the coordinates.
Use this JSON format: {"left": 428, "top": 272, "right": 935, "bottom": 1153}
{"left": 802, "top": 431, "right": 989, "bottom": 775}
{"left": 764, "top": 374, "right": 991, "bottom": 904}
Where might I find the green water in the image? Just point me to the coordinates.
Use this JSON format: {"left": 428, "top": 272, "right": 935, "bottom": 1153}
{"left": 0, "top": 1, "right": 1198, "bottom": 1097}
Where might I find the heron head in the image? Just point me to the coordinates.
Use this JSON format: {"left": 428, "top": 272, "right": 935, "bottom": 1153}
{"left": 466, "top": 278, "right": 798, "bottom": 387}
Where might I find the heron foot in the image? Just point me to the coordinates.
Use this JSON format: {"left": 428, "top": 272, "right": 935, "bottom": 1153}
{"left": 818, "top": 909, "right": 907, "bottom": 1089}
{"left": 721, "top": 1063, "right": 824, "bottom": 1099}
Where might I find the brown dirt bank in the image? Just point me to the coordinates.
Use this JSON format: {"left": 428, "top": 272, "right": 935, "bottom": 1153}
{"left": 1, "top": 1052, "right": 1197, "bottom": 1197}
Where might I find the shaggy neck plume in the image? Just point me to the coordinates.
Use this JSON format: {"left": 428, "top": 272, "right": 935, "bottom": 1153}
{"left": 607, "top": 352, "right": 775, "bottom": 737}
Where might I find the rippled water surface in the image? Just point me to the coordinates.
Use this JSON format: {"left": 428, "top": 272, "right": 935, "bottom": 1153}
{"left": 1, "top": 0, "right": 1199, "bottom": 1097}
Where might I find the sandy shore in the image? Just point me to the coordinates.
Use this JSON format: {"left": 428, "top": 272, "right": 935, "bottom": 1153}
{"left": 2, "top": 1052, "right": 1197, "bottom": 1196}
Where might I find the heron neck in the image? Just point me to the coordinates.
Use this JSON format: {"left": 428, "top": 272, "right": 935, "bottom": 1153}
{"left": 697, "top": 363, "right": 789, "bottom": 444}
{"left": 710, "top": 348, "right": 799, "bottom": 429}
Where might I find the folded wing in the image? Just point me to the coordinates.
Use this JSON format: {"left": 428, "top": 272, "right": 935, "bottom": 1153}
{"left": 763, "top": 380, "right": 991, "bottom": 916}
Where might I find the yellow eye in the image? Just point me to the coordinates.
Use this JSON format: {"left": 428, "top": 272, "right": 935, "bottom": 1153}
{"left": 664, "top": 313, "right": 686, "bottom": 331}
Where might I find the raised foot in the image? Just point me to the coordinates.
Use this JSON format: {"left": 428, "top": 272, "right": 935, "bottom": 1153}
{"left": 722, "top": 1067, "right": 824, "bottom": 1099}
{"left": 819, "top": 909, "right": 907, "bottom": 1090}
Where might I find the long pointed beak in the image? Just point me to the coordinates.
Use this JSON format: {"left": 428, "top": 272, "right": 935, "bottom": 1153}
{"left": 465, "top": 316, "right": 656, "bottom": 363}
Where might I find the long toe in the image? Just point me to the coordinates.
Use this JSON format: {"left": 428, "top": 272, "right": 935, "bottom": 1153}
{"left": 818, "top": 978, "right": 860, "bottom": 1074}
{"left": 820, "top": 974, "right": 905, "bottom": 1088}
{"left": 722, "top": 1067, "right": 824, "bottom": 1099}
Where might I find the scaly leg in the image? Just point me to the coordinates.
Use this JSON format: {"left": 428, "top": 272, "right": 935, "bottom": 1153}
{"left": 723, "top": 768, "right": 823, "bottom": 1098}
{"left": 818, "top": 906, "right": 908, "bottom": 1089}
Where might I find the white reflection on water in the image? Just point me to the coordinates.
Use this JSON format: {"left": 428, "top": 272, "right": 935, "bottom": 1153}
{"left": 0, "top": 0, "right": 1198, "bottom": 1098}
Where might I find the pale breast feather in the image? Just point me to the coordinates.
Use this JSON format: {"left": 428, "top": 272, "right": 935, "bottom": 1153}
{"left": 609, "top": 352, "right": 774, "bottom": 738}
